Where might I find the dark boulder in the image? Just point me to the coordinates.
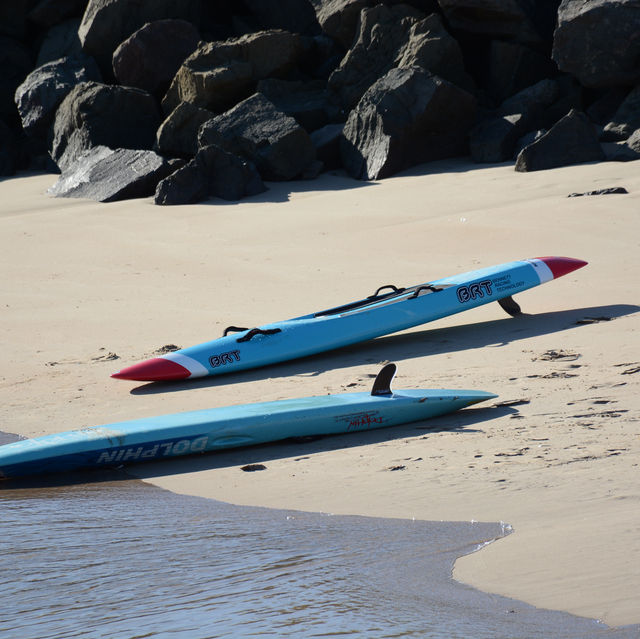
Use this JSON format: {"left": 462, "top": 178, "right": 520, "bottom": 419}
{"left": 50, "top": 81, "right": 163, "bottom": 172}
{"left": 341, "top": 66, "right": 477, "bottom": 180}
{"left": 28, "top": 0, "right": 87, "bottom": 29}
{"left": 240, "top": 0, "right": 321, "bottom": 36}
{"left": 0, "top": 118, "right": 19, "bottom": 175}
{"left": 626, "top": 129, "right": 640, "bottom": 153}
{"left": 602, "top": 139, "right": 640, "bottom": 162}
{"left": 256, "top": 78, "right": 330, "bottom": 132}
{"left": 513, "top": 129, "right": 546, "bottom": 158}
{"left": 162, "top": 30, "right": 304, "bottom": 115}
{"left": 36, "top": 19, "right": 84, "bottom": 66}
{"left": 515, "top": 109, "right": 605, "bottom": 172}
{"left": 498, "top": 78, "right": 560, "bottom": 124}
{"left": 470, "top": 113, "right": 525, "bottom": 163}
{"left": 552, "top": 0, "right": 640, "bottom": 89}
{"left": 586, "top": 88, "right": 629, "bottom": 125}
{"left": 312, "top": 0, "right": 370, "bottom": 50}
{"left": 483, "top": 40, "right": 557, "bottom": 104}
{"left": 602, "top": 85, "right": 640, "bottom": 141}
{"left": 436, "top": 0, "right": 544, "bottom": 48}
{"left": 310, "top": 122, "right": 344, "bottom": 170}
{"left": 328, "top": 6, "right": 474, "bottom": 112}
{"left": 155, "top": 144, "right": 266, "bottom": 205}
{"left": 112, "top": 19, "right": 201, "bottom": 97}
{"left": 78, "top": 0, "right": 203, "bottom": 77}
{"left": 155, "top": 101, "right": 214, "bottom": 158}
{"left": 15, "top": 55, "right": 102, "bottom": 140}
{"left": 0, "top": 36, "right": 32, "bottom": 124}
{"left": 48, "top": 146, "right": 180, "bottom": 202}
{"left": 0, "top": 0, "right": 29, "bottom": 39}
{"left": 199, "top": 92, "right": 317, "bottom": 181}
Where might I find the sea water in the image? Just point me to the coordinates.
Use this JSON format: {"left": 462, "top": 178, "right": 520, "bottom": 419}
{"left": 0, "top": 439, "right": 637, "bottom": 638}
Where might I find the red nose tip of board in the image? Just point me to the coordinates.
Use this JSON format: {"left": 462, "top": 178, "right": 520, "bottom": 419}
{"left": 536, "top": 257, "right": 588, "bottom": 279}
{"left": 111, "top": 357, "right": 191, "bottom": 382}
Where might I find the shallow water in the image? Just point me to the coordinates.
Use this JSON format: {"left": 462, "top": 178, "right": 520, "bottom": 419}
{"left": 0, "top": 436, "right": 637, "bottom": 638}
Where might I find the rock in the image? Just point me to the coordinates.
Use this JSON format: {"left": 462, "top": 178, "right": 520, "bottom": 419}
{"left": 627, "top": 128, "right": 640, "bottom": 153}
{"left": 0, "top": 117, "right": 19, "bottom": 175}
{"left": 341, "top": 66, "right": 477, "bottom": 180}
{"left": 240, "top": 0, "right": 320, "bottom": 36}
{"left": 0, "top": 36, "right": 32, "bottom": 124}
{"left": 155, "top": 101, "right": 214, "bottom": 158}
{"left": 484, "top": 40, "right": 556, "bottom": 103}
{"left": 199, "top": 92, "right": 317, "bottom": 181}
{"left": 498, "top": 78, "right": 560, "bottom": 125}
{"left": 602, "top": 130, "right": 640, "bottom": 161}
{"left": 112, "top": 19, "right": 201, "bottom": 97}
{"left": 312, "top": 0, "right": 370, "bottom": 50}
{"left": 28, "top": 0, "right": 87, "bottom": 28}
{"left": 0, "top": 0, "right": 29, "bottom": 39}
{"left": 552, "top": 0, "right": 640, "bottom": 89}
{"left": 78, "top": 0, "right": 203, "bottom": 77}
{"left": 513, "top": 129, "right": 546, "bottom": 158}
{"left": 515, "top": 109, "right": 605, "bottom": 172}
{"left": 436, "top": 0, "right": 544, "bottom": 48}
{"left": 162, "top": 30, "right": 304, "bottom": 115}
{"left": 155, "top": 143, "right": 266, "bottom": 205}
{"left": 540, "top": 75, "right": 584, "bottom": 130}
{"left": 567, "top": 187, "right": 628, "bottom": 196}
{"left": 310, "top": 122, "right": 344, "bottom": 169}
{"left": 585, "top": 87, "right": 628, "bottom": 125}
{"left": 256, "top": 78, "right": 330, "bottom": 132}
{"left": 329, "top": 6, "right": 474, "bottom": 112}
{"left": 15, "top": 55, "right": 102, "bottom": 139}
{"left": 50, "top": 81, "right": 163, "bottom": 172}
{"left": 470, "top": 113, "right": 525, "bottom": 163}
{"left": 48, "top": 145, "right": 180, "bottom": 202}
{"left": 36, "top": 19, "right": 84, "bottom": 66}
{"left": 602, "top": 86, "right": 640, "bottom": 141}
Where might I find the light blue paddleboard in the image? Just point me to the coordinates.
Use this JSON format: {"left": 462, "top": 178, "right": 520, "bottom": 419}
{"left": 0, "top": 365, "right": 496, "bottom": 480}
{"left": 111, "top": 257, "right": 587, "bottom": 382}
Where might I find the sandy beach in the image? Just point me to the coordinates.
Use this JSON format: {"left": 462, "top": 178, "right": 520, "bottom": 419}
{"left": 1, "top": 158, "right": 639, "bottom": 628}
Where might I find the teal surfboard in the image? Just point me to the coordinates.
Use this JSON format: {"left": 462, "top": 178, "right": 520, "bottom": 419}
{"left": 111, "top": 257, "right": 587, "bottom": 382}
{"left": 0, "top": 365, "right": 496, "bottom": 480}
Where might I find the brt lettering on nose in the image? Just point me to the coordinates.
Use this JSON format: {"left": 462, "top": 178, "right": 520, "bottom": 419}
{"left": 456, "top": 280, "right": 493, "bottom": 303}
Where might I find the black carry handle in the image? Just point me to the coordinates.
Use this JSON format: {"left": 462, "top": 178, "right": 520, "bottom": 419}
{"left": 223, "top": 326, "right": 282, "bottom": 342}
{"left": 223, "top": 326, "right": 249, "bottom": 336}
{"left": 368, "top": 284, "right": 405, "bottom": 299}
{"left": 407, "top": 284, "right": 443, "bottom": 299}
{"left": 236, "top": 327, "right": 282, "bottom": 343}
{"left": 314, "top": 284, "right": 407, "bottom": 317}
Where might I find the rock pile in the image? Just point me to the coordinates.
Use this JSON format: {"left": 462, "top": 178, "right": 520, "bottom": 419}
{"left": 2, "top": 0, "right": 639, "bottom": 203}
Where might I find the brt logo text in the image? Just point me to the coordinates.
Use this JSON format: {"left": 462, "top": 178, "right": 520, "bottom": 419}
{"left": 456, "top": 280, "right": 493, "bottom": 303}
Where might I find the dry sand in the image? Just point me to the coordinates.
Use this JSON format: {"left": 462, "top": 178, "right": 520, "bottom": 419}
{"left": 1, "top": 158, "right": 639, "bottom": 628}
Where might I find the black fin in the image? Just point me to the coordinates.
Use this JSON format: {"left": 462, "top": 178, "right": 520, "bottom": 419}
{"left": 498, "top": 296, "right": 522, "bottom": 317}
{"left": 371, "top": 363, "right": 397, "bottom": 396}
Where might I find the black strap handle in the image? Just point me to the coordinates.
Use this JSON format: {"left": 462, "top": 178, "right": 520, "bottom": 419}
{"left": 407, "top": 285, "right": 443, "bottom": 299}
{"left": 368, "top": 284, "right": 405, "bottom": 299}
{"left": 223, "top": 325, "right": 249, "bottom": 336}
{"left": 236, "top": 327, "right": 282, "bottom": 343}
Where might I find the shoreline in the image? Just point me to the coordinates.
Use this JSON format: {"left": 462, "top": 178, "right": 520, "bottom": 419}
{"left": 1, "top": 159, "right": 639, "bottom": 627}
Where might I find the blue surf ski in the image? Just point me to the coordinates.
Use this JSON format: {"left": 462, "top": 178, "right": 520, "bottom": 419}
{"left": 112, "top": 257, "right": 587, "bottom": 382}
{"left": 0, "top": 365, "right": 496, "bottom": 480}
